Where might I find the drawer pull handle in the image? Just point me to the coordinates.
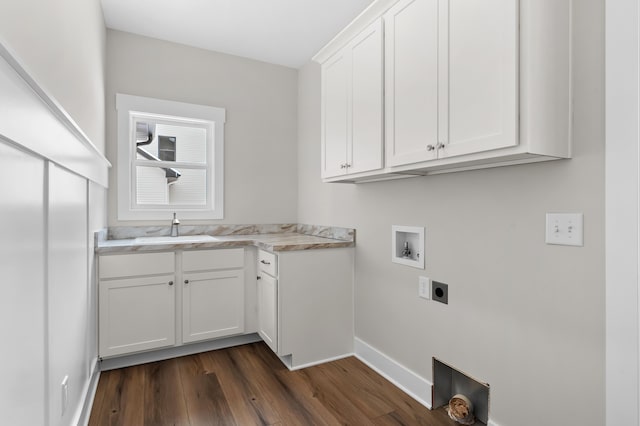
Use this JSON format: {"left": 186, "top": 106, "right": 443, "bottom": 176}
{"left": 260, "top": 260, "right": 271, "bottom": 265}
{"left": 184, "top": 280, "right": 189, "bottom": 284}
{"left": 168, "top": 281, "right": 174, "bottom": 286}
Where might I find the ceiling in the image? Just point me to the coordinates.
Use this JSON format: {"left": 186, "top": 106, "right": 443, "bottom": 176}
{"left": 101, "top": 0, "right": 374, "bottom": 69}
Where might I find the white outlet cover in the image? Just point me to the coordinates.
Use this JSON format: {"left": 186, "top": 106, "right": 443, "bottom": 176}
{"left": 61, "top": 375, "right": 69, "bottom": 415}
{"left": 545, "top": 213, "right": 584, "bottom": 246}
{"left": 419, "top": 276, "right": 431, "bottom": 299}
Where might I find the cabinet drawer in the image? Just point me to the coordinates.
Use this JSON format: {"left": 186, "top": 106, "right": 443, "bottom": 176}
{"left": 182, "top": 248, "right": 244, "bottom": 272}
{"left": 99, "top": 252, "right": 175, "bottom": 279}
{"left": 257, "top": 250, "right": 277, "bottom": 276}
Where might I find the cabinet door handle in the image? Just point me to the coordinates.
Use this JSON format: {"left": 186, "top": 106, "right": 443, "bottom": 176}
{"left": 340, "top": 164, "right": 346, "bottom": 169}
{"left": 260, "top": 260, "right": 271, "bottom": 265}
{"left": 257, "top": 276, "right": 262, "bottom": 280}
{"left": 345, "top": 163, "right": 351, "bottom": 168}
{"left": 168, "top": 281, "right": 174, "bottom": 286}
{"left": 184, "top": 279, "right": 189, "bottom": 284}
{"left": 436, "top": 143, "right": 445, "bottom": 149}
{"left": 427, "top": 144, "right": 435, "bottom": 151}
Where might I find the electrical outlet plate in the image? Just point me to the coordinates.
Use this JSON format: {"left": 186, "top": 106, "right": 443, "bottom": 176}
{"left": 545, "top": 213, "right": 584, "bottom": 246}
{"left": 61, "top": 375, "right": 69, "bottom": 415}
{"left": 432, "top": 281, "right": 448, "bottom": 305}
{"left": 419, "top": 276, "right": 431, "bottom": 299}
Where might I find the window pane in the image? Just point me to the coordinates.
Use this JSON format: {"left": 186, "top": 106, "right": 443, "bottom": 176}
{"left": 168, "top": 168, "right": 207, "bottom": 205}
{"left": 135, "top": 122, "right": 207, "bottom": 164}
{"left": 136, "top": 165, "right": 168, "bottom": 204}
{"left": 136, "top": 166, "right": 207, "bottom": 206}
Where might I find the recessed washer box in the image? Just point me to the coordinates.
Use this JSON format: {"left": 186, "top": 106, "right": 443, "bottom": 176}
{"left": 391, "top": 225, "right": 425, "bottom": 269}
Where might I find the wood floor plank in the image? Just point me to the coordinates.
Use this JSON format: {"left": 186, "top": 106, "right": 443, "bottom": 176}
{"left": 177, "top": 354, "right": 237, "bottom": 426}
{"left": 298, "top": 361, "right": 374, "bottom": 424}
{"left": 250, "top": 344, "right": 341, "bottom": 425}
{"left": 230, "top": 343, "right": 321, "bottom": 425}
{"left": 89, "top": 342, "right": 444, "bottom": 426}
{"left": 144, "top": 358, "right": 190, "bottom": 426}
{"left": 339, "top": 357, "right": 438, "bottom": 423}
{"left": 205, "top": 346, "right": 275, "bottom": 425}
{"left": 89, "top": 366, "right": 145, "bottom": 426}
{"left": 317, "top": 358, "right": 395, "bottom": 419}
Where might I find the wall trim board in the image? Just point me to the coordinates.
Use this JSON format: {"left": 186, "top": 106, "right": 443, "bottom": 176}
{"left": 76, "top": 359, "right": 100, "bottom": 426}
{"left": 285, "top": 353, "right": 354, "bottom": 371}
{"left": 0, "top": 38, "right": 110, "bottom": 187}
{"left": 353, "top": 337, "right": 433, "bottom": 409}
{"left": 606, "top": 0, "right": 640, "bottom": 424}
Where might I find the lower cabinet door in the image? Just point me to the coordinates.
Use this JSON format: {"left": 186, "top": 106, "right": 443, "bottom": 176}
{"left": 257, "top": 272, "right": 278, "bottom": 354}
{"left": 99, "top": 274, "right": 176, "bottom": 357}
{"left": 182, "top": 269, "right": 245, "bottom": 343}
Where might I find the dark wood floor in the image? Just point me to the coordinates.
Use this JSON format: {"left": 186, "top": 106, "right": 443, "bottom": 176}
{"left": 89, "top": 342, "right": 460, "bottom": 425}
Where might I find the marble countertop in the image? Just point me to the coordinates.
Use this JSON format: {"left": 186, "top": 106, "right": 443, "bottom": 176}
{"left": 95, "top": 224, "right": 355, "bottom": 254}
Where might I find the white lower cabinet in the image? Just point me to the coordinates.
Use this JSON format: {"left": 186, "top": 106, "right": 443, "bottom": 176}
{"left": 98, "top": 249, "right": 245, "bottom": 358}
{"left": 257, "top": 271, "right": 278, "bottom": 353}
{"left": 99, "top": 274, "right": 176, "bottom": 357}
{"left": 182, "top": 250, "right": 245, "bottom": 343}
{"left": 257, "top": 248, "right": 354, "bottom": 369}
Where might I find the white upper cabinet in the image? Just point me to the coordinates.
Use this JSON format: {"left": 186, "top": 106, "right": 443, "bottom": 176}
{"left": 385, "top": 0, "right": 439, "bottom": 166}
{"left": 443, "top": 0, "right": 518, "bottom": 158}
{"left": 386, "top": 0, "right": 517, "bottom": 166}
{"left": 321, "top": 18, "right": 384, "bottom": 178}
{"left": 322, "top": 52, "right": 349, "bottom": 178}
{"left": 314, "top": 0, "right": 571, "bottom": 183}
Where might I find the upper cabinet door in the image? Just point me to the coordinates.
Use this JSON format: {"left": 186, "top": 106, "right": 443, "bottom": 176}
{"left": 385, "top": 0, "right": 440, "bottom": 167}
{"left": 321, "top": 52, "right": 349, "bottom": 178}
{"left": 440, "top": 0, "right": 518, "bottom": 158}
{"left": 348, "top": 18, "right": 384, "bottom": 174}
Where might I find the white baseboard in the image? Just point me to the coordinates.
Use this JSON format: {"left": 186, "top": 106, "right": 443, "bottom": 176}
{"left": 354, "top": 338, "right": 432, "bottom": 409}
{"left": 286, "top": 352, "right": 354, "bottom": 371}
{"left": 75, "top": 358, "right": 101, "bottom": 426}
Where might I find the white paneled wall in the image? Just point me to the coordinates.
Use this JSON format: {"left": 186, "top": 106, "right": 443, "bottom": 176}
{"left": 48, "top": 164, "right": 89, "bottom": 425}
{"left": 0, "top": 141, "right": 46, "bottom": 425}
{"left": 0, "top": 41, "right": 110, "bottom": 426}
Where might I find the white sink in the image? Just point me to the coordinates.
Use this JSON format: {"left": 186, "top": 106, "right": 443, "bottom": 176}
{"left": 135, "top": 235, "right": 219, "bottom": 244}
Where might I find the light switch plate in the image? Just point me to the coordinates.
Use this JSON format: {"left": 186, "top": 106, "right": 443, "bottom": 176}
{"left": 545, "top": 213, "right": 584, "bottom": 246}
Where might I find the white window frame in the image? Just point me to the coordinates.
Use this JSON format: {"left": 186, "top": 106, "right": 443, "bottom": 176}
{"left": 116, "top": 94, "right": 225, "bottom": 220}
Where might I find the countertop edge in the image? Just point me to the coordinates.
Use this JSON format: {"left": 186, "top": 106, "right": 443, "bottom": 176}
{"left": 96, "top": 234, "right": 355, "bottom": 254}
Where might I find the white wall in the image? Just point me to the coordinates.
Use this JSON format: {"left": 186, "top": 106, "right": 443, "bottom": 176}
{"left": 0, "top": 0, "right": 108, "bottom": 425}
{"left": 48, "top": 164, "right": 90, "bottom": 426}
{"left": 0, "top": 143, "right": 46, "bottom": 426}
{"left": 298, "top": 1, "right": 604, "bottom": 425}
{"left": 106, "top": 30, "right": 298, "bottom": 226}
{"left": 0, "top": 0, "right": 106, "bottom": 152}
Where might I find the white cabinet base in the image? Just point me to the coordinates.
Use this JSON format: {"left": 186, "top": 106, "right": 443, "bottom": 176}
{"left": 99, "top": 248, "right": 247, "bottom": 359}
{"left": 278, "top": 248, "right": 354, "bottom": 369}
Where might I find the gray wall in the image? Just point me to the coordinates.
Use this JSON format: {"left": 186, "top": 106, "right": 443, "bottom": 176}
{"left": 106, "top": 30, "right": 299, "bottom": 226}
{"left": 297, "top": 1, "right": 604, "bottom": 425}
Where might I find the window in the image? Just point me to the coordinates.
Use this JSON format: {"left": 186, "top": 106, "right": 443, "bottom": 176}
{"left": 116, "top": 94, "right": 225, "bottom": 220}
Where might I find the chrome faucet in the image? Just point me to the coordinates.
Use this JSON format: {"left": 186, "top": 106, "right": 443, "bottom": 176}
{"left": 170, "top": 212, "right": 180, "bottom": 237}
